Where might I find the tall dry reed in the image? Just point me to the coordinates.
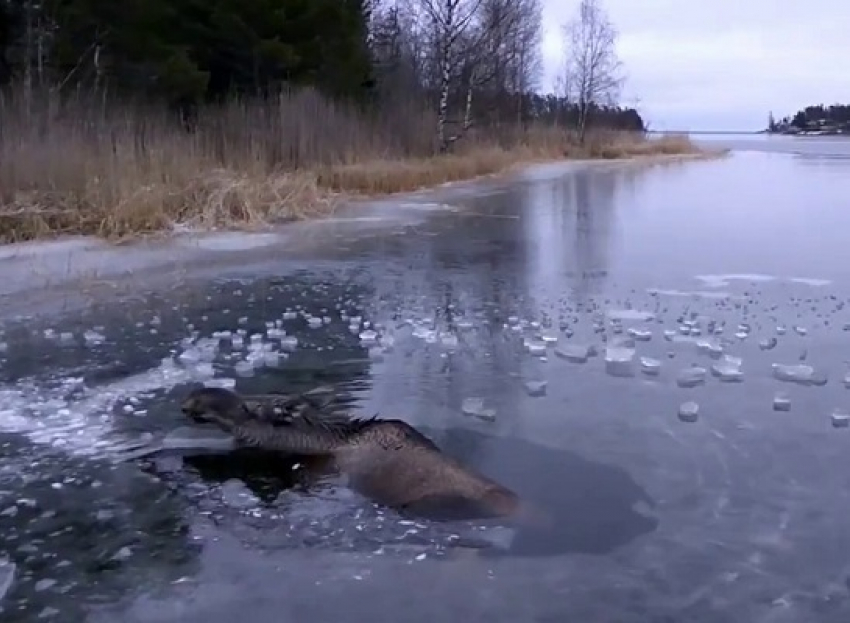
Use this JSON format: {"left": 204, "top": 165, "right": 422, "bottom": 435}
{"left": 0, "top": 86, "right": 699, "bottom": 242}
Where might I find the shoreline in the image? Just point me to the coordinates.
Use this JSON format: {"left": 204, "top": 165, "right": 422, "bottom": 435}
{"left": 0, "top": 151, "right": 724, "bottom": 321}
{"left": 0, "top": 134, "right": 715, "bottom": 245}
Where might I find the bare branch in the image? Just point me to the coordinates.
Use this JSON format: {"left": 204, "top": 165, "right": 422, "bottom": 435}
{"left": 561, "top": 0, "right": 624, "bottom": 143}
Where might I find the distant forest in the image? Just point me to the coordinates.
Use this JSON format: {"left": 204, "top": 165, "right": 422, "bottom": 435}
{"left": 768, "top": 104, "right": 850, "bottom": 135}
{"left": 0, "top": 0, "right": 645, "bottom": 134}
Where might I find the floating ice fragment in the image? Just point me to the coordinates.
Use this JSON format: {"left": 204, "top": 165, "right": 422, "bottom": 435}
{"left": 776, "top": 325, "right": 787, "bottom": 335}
{"left": 696, "top": 340, "right": 724, "bottom": 359}
{"left": 34, "top": 578, "right": 57, "bottom": 592}
{"left": 440, "top": 333, "right": 459, "bottom": 349}
{"left": 220, "top": 479, "right": 259, "bottom": 509}
{"left": 607, "top": 309, "right": 655, "bottom": 322}
{"left": 711, "top": 361, "right": 743, "bottom": 383}
{"left": 234, "top": 361, "right": 254, "bottom": 377}
{"left": 474, "top": 409, "right": 497, "bottom": 422}
{"left": 83, "top": 330, "right": 106, "bottom": 345}
{"left": 627, "top": 328, "right": 652, "bottom": 341}
{"left": 262, "top": 352, "right": 281, "bottom": 367}
{"left": 773, "top": 393, "right": 791, "bottom": 411}
{"left": 523, "top": 381, "right": 547, "bottom": 397}
{"left": 793, "top": 326, "right": 807, "bottom": 336}
{"left": 831, "top": 410, "right": 850, "bottom": 428}
{"left": 678, "top": 401, "right": 699, "bottom": 423}
{"left": 461, "top": 398, "right": 485, "bottom": 417}
{"left": 307, "top": 317, "right": 323, "bottom": 329}
{"left": 0, "top": 556, "right": 15, "bottom": 602}
{"left": 460, "top": 398, "right": 496, "bottom": 421}
{"left": 555, "top": 344, "right": 590, "bottom": 363}
{"left": 524, "top": 338, "right": 547, "bottom": 356}
{"left": 205, "top": 377, "right": 237, "bottom": 389}
{"left": 359, "top": 330, "right": 378, "bottom": 343}
{"left": 759, "top": 337, "right": 778, "bottom": 350}
{"left": 280, "top": 336, "right": 298, "bottom": 351}
{"left": 539, "top": 332, "right": 559, "bottom": 345}
{"left": 640, "top": 357, "right": 661, "bottom": 376}
{"left": 604, "top": 346, "right": 635, "bottom": 377}
{"left": 772, "top": 363, "right": 814, "bottom": 384}
{"left": 676, "top": 367, "right": 707, "bottom": 388}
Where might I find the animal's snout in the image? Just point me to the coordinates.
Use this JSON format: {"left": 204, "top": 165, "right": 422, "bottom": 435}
{"left": 180, "top": 398, "right": 202, "bottom": 418}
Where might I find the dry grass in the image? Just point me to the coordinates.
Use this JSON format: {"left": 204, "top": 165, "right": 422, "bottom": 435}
{"left": 0, "top": 87, "right": 702, "bottom": 243}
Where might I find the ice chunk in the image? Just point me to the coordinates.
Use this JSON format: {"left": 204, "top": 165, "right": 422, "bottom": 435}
{"left": 220, "top": 479, "right": 259, "bottom": 509}
{"left": 831, "top": 410, "right": 850, "bottom": 428}
{"left": 773, "top": 393, "right": 791, "bottom": 411}
{"left": 793, "top": 326, "right": 807, "bottom": 336}
{"left": 772, "top": 363, "right": 814, "bottom": 384}
{"left": 474, "top": 409, "right": 497, "bottom": 422}
{"left": 280, "top": 336, "right": 298, "bottom": 351}
{"left": 523, "top": 381, "right": 547, "bottom": 397}
{"left": 759, "top": 337, "right": 778, "bottom": 350}
{"left": 461, "top": 398, "right": 485, "bottom": 417}
{"left": 696, "top": 340, "right": 724, "bottom": 359}
{"left": 524, "top": 338, "right": 547, "bottom": 356}
{"left": 460, "top": 398, "right": 496, "bottom": 421}
{"left": 555, "top": 344, "right": 591, "bottom": 363}
{"left": 0, "top": 556, "right": 15, "bottom": 603}
{"left": 34, "top": 578, "right": 58, "bottom": 592}
{"left": 234, "top": 361, "right": 254, "bottom": 377}
{"left": 539, "top": 332, "right": 559, "bottom": 345}
{"left": 604, "top": 346, "right": 635, "bottom": 377}
{"left": 83, "top": 330, "right": 106, "bottom": 345}
{"left": 711, "top": 358, "right": 743, "bottom": 382}
{"left": 205, "top": 378, "right": 236, "bottom": 389}
{"left": 359, "top": 329, "right": 378, "bottom": 343}
{"left": 676, "top": 367, "right": 707, "bottom": 388}
{"left": 627, "top": 328, "right": 652, "bottom": 341}
{"left": 262, "top": 351, "right": 281, "bottom": 367}
{"left": 639, "top": 357, "right": 662, "bottom": 376}
{"left": 678, "top": 401, "right": 699, "bottom": 423}
{"left": 440, "top": 333, "right": 459, "bottom": 349}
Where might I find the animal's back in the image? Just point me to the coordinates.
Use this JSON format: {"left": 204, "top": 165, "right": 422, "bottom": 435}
{"left": 337, "top": 420, "right": 520, "bottom": 518}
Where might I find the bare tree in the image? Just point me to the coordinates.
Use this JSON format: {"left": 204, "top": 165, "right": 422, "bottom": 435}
{"left": 562, "top": 0, "right": 623, "bottom": 143}
{"left": 415, "top": 0, "right": 484, "bottom": 151}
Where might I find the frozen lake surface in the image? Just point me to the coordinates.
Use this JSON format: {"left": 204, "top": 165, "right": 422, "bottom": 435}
{"left": 2, "top": 135, "right": 850, "bottom": 622}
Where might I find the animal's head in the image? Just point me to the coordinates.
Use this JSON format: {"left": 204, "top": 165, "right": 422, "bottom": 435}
{"left": 180, "top": 386, "right": 250, "bottom": 429}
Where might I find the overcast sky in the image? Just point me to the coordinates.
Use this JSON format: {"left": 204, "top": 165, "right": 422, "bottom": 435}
{"left": 539, "top": 0, "right": 849, "bottom": 131}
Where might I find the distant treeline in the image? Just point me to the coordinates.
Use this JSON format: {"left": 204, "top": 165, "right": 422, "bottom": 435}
{"left": 769, "top": 104, "right": 850, "bottom": 133}
{"left": 0, "top": 0, "right": 644, "bottom": 132}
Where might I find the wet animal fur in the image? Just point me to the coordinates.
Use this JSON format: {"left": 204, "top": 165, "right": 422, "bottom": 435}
{"left": 180, "top": 387, "right": 551, "bottom": 526}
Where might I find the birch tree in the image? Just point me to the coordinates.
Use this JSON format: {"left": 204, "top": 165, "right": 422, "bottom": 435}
{"left": 416, "top": 0, "right": 484, "bottom": 151}
{"left": 562, "top": 0, "right": 623, "bottom": 143}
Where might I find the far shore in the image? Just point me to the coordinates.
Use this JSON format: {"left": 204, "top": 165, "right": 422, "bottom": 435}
{"left": 0, "top": 89, "right": 724, "bottom": 246}
{"left": 0, "top": 150, "right": 725, "bottom": 321}
{"left": 0, "top": 131, "right": 718, "bottom": 246}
